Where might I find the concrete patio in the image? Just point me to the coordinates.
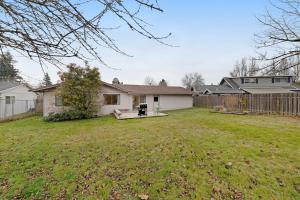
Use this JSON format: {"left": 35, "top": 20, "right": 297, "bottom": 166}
{"left": 114, "top": 110, "right": 168, "bottom": 120}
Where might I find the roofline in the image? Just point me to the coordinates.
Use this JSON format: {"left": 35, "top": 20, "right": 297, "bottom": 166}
{"left": 31, "top": 82, "right": 130, "bottom": 93}
{"left": 223, "top": 75, "right": 295, "bottom": 79}
{"left": 31, "top": 83, "right": 60, "bottom": 92}
{"left": 32, "top": 82, "right": 192, "bottom": 95}
{"left": 0, "top": 83, "right": 32, "bottom": 93}
{"left": 219, "top": 78, "right": 234, "bottom": 89}
{"left": 0, "top": 84, "right": 21, "bottom": 93}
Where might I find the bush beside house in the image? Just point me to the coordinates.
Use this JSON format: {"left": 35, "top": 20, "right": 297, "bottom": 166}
{"left": 45, "top": 63, "right": 102, "bottom": 122}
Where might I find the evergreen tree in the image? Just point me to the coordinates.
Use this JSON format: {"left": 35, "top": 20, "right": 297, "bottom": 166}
{"left": 0, "top": 52, "right": 22, "bottom": 81}
{"left": 158, "top": 79, "right": 168, "bottom": 86}
{"left": 42, "top": 73, "right": 52, "bottom": 86}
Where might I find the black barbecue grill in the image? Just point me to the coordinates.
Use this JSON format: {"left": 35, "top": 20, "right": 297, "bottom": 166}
{"left": 138, "top": 103, "right": 147, "bottom": 116}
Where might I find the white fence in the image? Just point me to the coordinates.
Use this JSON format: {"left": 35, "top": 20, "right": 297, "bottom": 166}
{"left": 0, "top": 99, "right": 37, "bottom": 119}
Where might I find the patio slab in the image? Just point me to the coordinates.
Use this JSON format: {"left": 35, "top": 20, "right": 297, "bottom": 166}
{"left": 114, "top": 111, "right": 168, "bottom": 120}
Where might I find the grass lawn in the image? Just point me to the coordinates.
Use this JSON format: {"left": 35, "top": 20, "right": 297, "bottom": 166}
{"left": 0, "top": 108, "right": 300, "bottom": 199}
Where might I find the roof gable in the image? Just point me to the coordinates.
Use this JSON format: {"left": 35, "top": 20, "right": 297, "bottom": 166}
{"left": 0, "top": 81, "right": 21, "bottom": 91}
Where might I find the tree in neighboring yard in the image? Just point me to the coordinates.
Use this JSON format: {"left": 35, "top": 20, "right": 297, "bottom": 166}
{"left": 0, "top": 1, "right": 169, "bottom": 67}
{"left": 182, "top": 72, "right": 204, "bottom": 91}
{"left": 144, "top": 76, "right": 157, "bottom": 86}
{"left": 42, "top": 73, "right": 52, "bottom": 86}
{"left": 158, "top": 79, "right": 168, "bottom": 86}
{"left": 57, "top": 63, "right": 102, "bottom": 119}
{"left": 230, "top": 57, "right": 259, "bottom": 77}
{"left": 112, "top": 77, "right": 120, "bottom": 84}
{"left": 256, "top": 0, "right": 300, "bottom": 74}
{"left": 0, "top": 52, "right": 22, "bottom": 81}
{"left": 262, "top": 57, "right": 300, "bottom": 81}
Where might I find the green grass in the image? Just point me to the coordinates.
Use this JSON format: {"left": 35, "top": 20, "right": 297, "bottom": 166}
{"left": 0, "top": 108, "right": 300, "bottom": 199}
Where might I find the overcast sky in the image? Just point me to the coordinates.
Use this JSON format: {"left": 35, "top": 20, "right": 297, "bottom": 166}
{"left": 13, "top": 0, "right": 272, "bottom": 86}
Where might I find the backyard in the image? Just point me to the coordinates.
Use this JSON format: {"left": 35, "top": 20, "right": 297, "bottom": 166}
{"left": 0, "top": 108, "right": 299, "bottom": 199}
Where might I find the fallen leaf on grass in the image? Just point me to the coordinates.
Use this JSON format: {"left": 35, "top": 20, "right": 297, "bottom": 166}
{"left": 138, "top": 194, "right": 149, "bottom": 200}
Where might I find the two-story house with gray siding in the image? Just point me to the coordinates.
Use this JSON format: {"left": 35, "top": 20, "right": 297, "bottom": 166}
{"left": 199, "top": 75, "right": 300, "bottom": 95}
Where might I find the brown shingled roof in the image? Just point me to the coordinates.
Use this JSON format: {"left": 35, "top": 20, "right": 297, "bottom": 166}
{"left": 32, "top": 82, "right": 192, "bottom": 95}
{"left": 110, "top": 83, "right": 192, "bottom": 95}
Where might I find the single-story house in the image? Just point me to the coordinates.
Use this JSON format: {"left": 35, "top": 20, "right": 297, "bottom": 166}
{"left": 195, "top": 75, "right": 300, "bottom": 95}
{"left": 33, "top": 81, "right": 193, "bottom": 117}
{"left": 0, "top": 81, "right": 37, "bottom": 118}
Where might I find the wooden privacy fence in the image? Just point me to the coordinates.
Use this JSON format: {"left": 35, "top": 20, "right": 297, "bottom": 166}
{"left": 193, "top": 93, "right": 300, "bottom": 116}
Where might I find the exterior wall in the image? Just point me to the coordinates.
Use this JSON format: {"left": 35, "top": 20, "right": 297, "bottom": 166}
{"left": 157, "top": 95, "right": 193, "bottom": 110}
{"left": 41, "top": 85, "right": 193, "bottom": 117}
{"left": 137, "top": 95, "right": 193, "bottom": 111}
{"left": 0, "top": 85, "right": 37, "bottom": 118}
{"left": 42, "top": 85, "right": 132, "bottom": 117}
{"left": 43, "top": 90, "right": 64, "bottom": 117}
{"left": 98, "top": 86, "right": 132, "bottom": 116}
{"left": 146, "top": 95, "right": 154, "bottom": 111}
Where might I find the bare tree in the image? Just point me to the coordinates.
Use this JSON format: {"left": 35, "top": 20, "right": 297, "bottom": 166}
{"left": 263, "top": 56, "right": 300, "bottom": 80}
{"left": 248, "top": 57, "right": 260, "bottom": 76}
{"left": 290, "top": 55, "right": 300, "bottom": 81}
{"left": 144, "top": 76, "right": 156, "bottom": 85}
{"left": 182, "top": 72, "right": 204, "bottom": 91}
{"left": 230, "top": 57, "right": 259, "bottom": 77}
{"left": 256, "top": 0, "right": 300, "bottom": 73}
{"left": 0, "top": 1, "right": 170, "bottom": 69}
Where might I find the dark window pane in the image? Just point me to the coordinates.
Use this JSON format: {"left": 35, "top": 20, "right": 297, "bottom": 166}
{"left": 5, "top": 96, "right": 15, "bottom": 104}
{"left": 5, "top": 96, "right": 10, "bottom": 104}
{"left": 104, "top": 94, "right": 120, "bottom": 105}
{"left": 154, "top": 96, "right": 159, "bottom": 102}
{"left": 55, "top": 96, "right": 63, "bottom": 106}
{"left": 274, "top": 78, "right": 288, "bottom": 83}
{"left": 244, "top": 78, "right": 256, "bottom": 83}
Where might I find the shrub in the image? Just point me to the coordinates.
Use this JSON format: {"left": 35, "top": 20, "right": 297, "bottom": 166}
{"left": 44, "top": 110, "right": 96, "bottom": 122}
{"left": 57, "top": 63, "right": 102, "bottom": 120}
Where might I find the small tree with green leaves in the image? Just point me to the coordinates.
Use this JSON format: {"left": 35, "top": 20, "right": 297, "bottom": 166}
{"left": 57, "top": 63, "right": 102, "bottom": 119}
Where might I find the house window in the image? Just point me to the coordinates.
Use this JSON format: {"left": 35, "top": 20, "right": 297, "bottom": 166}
{"left": 5, "top": 96, "right": 15, "bottom": 104}
{"left": 244, "top": 78, "right": 257, "bottom": 83}
{"left": 104, "top": 94, "right": 120, "bottom": 105}
{"left": 274, "top": 77, "right": 289, "bottom": 83}
{"left": 154, "top": 96, "right": 159, "bottom": 102}
{"left": 140, "top": 95, "right": 146, "bottom": 103}
{"left": 55, "top": 96, "right": 63, "bottom": 106}
{"left": 133, "top": 95, "right": 146, "bottom": 109}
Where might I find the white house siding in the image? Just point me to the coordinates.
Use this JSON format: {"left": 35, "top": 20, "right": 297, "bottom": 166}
{"left": 158, "top": 95, "right": 193, "bottom": 110}
{"left": 43, "top": 90, "right": 64, "bottom": 117}
{"left": 99, "top": 85, "right": 132, "bottom": 115}
{"left": 41, "top": 85, "right": 193, "bottom": 117}
{"left": 146, "top": 95, "right": 154, "bottom": 111}
{"left": 0, "top": 85, "right": 37, "bottom": 118}
{"left": 42, "top": 84, "right": 133, "bottom": 117}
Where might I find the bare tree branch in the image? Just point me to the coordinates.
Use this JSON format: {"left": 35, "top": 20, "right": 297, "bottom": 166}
{"left": 256, "top": 0, "right": 300, "bottom": 75}
{"left": 0, "top": 0, "right": 170, "bottom": 69}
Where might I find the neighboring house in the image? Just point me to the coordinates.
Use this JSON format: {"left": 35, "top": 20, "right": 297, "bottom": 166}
{"left": 0, "top": 81, "right": 37, "bottom": 118}
{"left": 195, "top": 84, "right": 244, "bottom": 96}
{"left": 33, "top": 82, "right": 193, "bottom": 117}
{"left": 196, "top": 75, "right": 300, "bottom": 95}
